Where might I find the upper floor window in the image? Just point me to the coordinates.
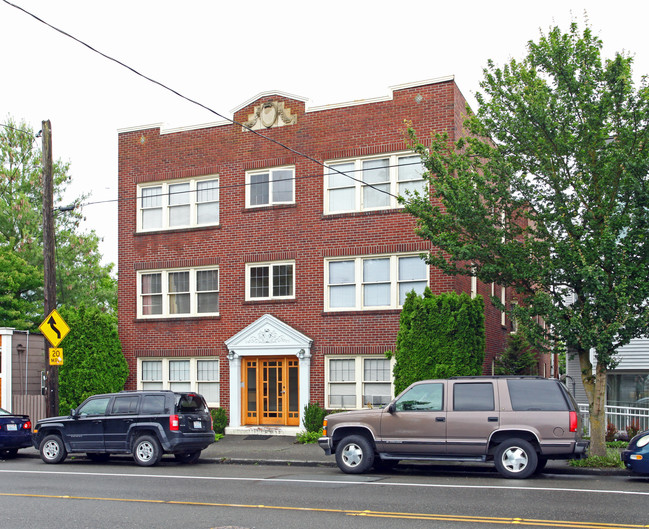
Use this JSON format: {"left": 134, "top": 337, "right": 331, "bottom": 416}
{"left": 325, "top": 153, "right": 425, "bottom": 214}
{"left": 245, "top": 261, "right": 295, "bottom": 300}
{"left": 138, "top": 177, "right": 219, "bottom": 232}
{"left": 138, "top": 267, "right": 219, "bottom": 318}
{"left": 246, "top": 166, "right": 295, "bottom": 208}
{"left": 325, "top": 254, "right": 428, "bottom": 311}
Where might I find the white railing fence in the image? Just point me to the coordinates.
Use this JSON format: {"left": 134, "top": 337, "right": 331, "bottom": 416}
{"left": 579, "top": 403, "right": 649, "bottom": 438}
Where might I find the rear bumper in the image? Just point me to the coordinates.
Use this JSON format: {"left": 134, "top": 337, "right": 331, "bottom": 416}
{"left": 0, "top": 433, "right": 32, "bottom": 450}
{"left": 164, "top": 432, "right": 215, "bottom": 453}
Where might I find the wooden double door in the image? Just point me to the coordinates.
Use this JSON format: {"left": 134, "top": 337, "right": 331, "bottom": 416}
{"left": 242, "top": 357, "right": 299, "bottom": 426}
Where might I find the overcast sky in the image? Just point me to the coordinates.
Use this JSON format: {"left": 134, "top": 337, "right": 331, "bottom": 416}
{"left": 1, "top": 1, "right": 648, "bottom": 269}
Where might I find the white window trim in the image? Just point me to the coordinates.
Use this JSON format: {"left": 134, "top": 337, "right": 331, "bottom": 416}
{"left": 137, "top": 266, "right": 219, "bottom": 319}
{"left": 137, "top": 357, "right": 220, "bottom": 407}
{"left": 324, "top": 151, "right": 426, "bottom": 214}
{"left": 245, "top": 260, "right": 296, "bottom": 301}
{"left": 324, "top": 355, "right": 395, "bottom": 410}
{"left": 137, "top": 175, "right": 220, "bottom": 232}
{"left": 325, "top": 253, "right": 428, "bottom": 312}
{"left": 245, "top": 165, "right": 296, "bottom": 208}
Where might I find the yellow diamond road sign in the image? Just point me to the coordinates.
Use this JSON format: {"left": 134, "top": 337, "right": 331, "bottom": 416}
{"left": 39, "top": 309, "right": 70, "bottom": 347}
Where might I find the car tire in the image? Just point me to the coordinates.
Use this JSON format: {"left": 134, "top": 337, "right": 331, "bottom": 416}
{"left": 174, "top": 450, "right": 201, "bottom": 464}
{"left": 86, "top": 453, "right": 111, "bottom": 463}
{"left": 132, "top": 435, "right": 162, "bottom": 467}
{"left": 534, "top": 456, "right": 548, "bottom": 474}
{"left": 335, "top": 435, "right": 375, "bottom": 474}
{"left": 39, "top": 434, "right": 67, "bottom": 464}
{"left": 494, "top": 438, "right": 538, "bottom": 479}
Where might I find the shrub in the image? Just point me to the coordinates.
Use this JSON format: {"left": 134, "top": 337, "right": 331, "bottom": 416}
{"left": 605, "top": 422, "right": 617, "bottom": 442}
{"left": 296, "top": 429, "right": 323, "bottom": 444}
{"left": 303, "top": 402, "right": 327, "bottom": 433}
{"left": 210, "top": 407, "right": 228, "bottom": 435}
{"left": 627, "top": 421, "right": 641, "bottom": 439}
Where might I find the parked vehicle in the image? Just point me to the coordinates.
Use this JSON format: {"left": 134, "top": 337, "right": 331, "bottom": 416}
{"left": 32, "top": 390, "right": 214, "bottom": 466}
{"left": 621, "top": 429, "right": 649, "bottom": 475}
{"left": 0, "top": 407, "right": 32, "bottom": 458}
{"left": 319, "top": 376, "right": 589, "bottom": 479}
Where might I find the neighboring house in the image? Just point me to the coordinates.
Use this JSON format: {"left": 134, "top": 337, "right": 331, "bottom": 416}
{"left": 117, "top": 77, "right": 520, "bottom": 433}
{"left": 0, "top": 328, "right": 46, "bottom": 421}
{"left": 566, "top": 338, "right": 649, "bottom": 408}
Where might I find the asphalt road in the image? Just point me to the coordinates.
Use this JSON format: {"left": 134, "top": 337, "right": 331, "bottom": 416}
{"left": 1, "top": 454, "right": 647, "bottom": 529}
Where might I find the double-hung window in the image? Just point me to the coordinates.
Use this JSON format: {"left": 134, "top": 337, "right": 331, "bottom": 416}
{"left": 326, "top": 356, "right": 393, "bottom": 409}
{"left": 326, "top": 254, "right": 428, "bottom": 311}
{"left": 138, "top": 267, "right": 219, "bottom": 318}
{"left": 246, "top": 261, "right": 295, "bottom": 300}
{"left": 138, "top": 358, "right": 219, "bottom": 406}
{"left": 325, "top": 153, "right": 425, "bottom": 213}
{"left": 137, "top": 177, "right": 219, "bottom": 231}
{"left": 246, "top": 166, "right": 295, "bottom": 207}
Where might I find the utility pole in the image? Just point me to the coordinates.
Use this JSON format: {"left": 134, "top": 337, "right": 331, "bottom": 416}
{"left": 42, "top": 119, "right": 58, "bottom": 417}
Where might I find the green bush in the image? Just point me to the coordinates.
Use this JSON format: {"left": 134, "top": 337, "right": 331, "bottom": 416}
{"left": 57, "top": 304, "right": 128, "bottom": 415}
{"left": 389, "top": 289, "right": 485, "bottom": 395}
{"left": 303, "top": 402, "right": 327, "bottom": 433}
{"left": 569, "top": 447, "right": 624, "bottom": 469}
{"left": 296, "top": 429, "right": 323, "bottom": 444}
{"left": 210, "top": 407, "right": 228, "bottom": 435}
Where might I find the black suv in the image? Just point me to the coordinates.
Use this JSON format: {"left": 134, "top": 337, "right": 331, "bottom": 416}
{"left": 32, "top": 391, "right": 215, "bottom": 466}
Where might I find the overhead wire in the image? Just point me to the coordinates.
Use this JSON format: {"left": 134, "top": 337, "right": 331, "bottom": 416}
{"left": 2, "top": 0, "right": 411, "bottom": 209}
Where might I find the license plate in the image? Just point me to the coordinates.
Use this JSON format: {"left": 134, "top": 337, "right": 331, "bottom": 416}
{"left": 7, "top": 424, "right": 17, "bottom": 431}
{"left": 193, "top": 421, "right": 202, "bottom": 429}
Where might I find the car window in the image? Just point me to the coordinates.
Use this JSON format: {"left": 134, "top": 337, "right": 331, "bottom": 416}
{"left": 78, "top": 397, "right": 111, "bottom": 416}
{"left": 176, "top": 394, "right": 208, "bottom": 413}
{"left": 394, "top": 383, "right": 443, "bottom": 411}
{"left": 111, "top": 396, "right": 140, "bottom": 414}
{"left": 141, "top": 395, "right": 167, "bottom": 414}
{"left": 453, "top": 383, "right": 494, "bottom": 411}
{"left": 507, "top": 380, "right": 569, "bottom": 411}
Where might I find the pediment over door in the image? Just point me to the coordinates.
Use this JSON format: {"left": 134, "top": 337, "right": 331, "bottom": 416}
{"left": 225, "top": 314, "right": 312, "bottom": 356}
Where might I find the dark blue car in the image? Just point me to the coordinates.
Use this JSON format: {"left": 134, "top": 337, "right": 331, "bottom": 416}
{"left": 0, "top": 407, "right": 32, "bottom": 458}
{"left": 622, "top": 429, "right": 649, "bottom": 475}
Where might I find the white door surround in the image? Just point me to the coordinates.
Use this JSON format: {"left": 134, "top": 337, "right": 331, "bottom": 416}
{"left": 224, "top": 314, "right": 312, "bottom": 430}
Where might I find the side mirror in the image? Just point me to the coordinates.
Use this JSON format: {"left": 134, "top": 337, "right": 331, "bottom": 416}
{"left": 70, "top": 408, "right": 78, "bottom": 419}
{"left": 387, "top": 402, "right": 396, "bottom": 414}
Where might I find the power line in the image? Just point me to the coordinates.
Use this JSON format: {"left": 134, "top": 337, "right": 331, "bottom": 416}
{"left": 3, "top": 0, "right": 406, "bottom": 201}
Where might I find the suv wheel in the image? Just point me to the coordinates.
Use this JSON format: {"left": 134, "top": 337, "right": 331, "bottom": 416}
{"left": 40, "top": 434, "right": 67, "bottom": 464}
{"left": 494, "top": 438, "right": 538, "bottom": 479}
{"left": 132, "top": 435, "right": 162, "bottom": 467}
{"left": 174, "top": 450, "right": 201, "bottom": 464}
{"left": 335, "top": 435, "right": 375, "bottom": 474}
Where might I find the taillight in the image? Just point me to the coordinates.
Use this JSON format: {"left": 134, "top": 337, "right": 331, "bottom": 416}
{"left": 569, "top": 411, "right": 578, "bottom": 432}
{"left": 169, "top": 414, "right": 180, "bottom": 431}
{"left": 210, "top": 414, "right": 214, "bottom": 431}
{"left": 23, "top": 421, "right": 32, "bottom": 430}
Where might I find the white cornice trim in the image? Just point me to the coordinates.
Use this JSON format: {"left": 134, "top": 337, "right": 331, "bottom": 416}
{"left": 231, "top": 90, "right": 309, "bottom": 114}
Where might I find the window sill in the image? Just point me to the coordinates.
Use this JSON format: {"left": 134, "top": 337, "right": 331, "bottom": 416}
{"left": 135, "top": 315, "right": 221, "bottom": 322}
{"left": 321, "top": 208, "right": 404, "bottom": 220}
{"left": 322, "top": 309, "right": 401, "bottom": 316}
{"left": 243, "top": 203, "right": 297, "bottom": 212}
{"left": 135, "top": 224, "right": 221, "bottom": 236}
{"left": 243, "top": 298, "right": 297, "bottom": 305}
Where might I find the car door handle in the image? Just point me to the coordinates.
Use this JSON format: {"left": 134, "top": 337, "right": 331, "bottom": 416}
{"left": 435, "top": 417, "right": 446, "bottom": 422}
{"left": 488, "top": 417, "right": 499, "bottom": 422}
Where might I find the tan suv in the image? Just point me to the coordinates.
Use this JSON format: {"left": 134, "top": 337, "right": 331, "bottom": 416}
{"left": 318, "top": 376, "right": 588, "bottom": 479}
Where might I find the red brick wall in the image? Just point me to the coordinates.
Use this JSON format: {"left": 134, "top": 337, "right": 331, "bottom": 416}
{"left": 118, "top": 79, "right": 512, "bottom": 410}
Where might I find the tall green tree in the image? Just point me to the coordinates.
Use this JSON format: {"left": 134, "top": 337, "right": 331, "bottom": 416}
{"left": 389, "top": 289, "right": 485, "bottom": 395}
{"left": 0, "top": 118, "right": 116, "bottom": 327}
{"left": 494, "top": 332, "right": 538, "bottom": 376}
{"left": 0, "top": 245, "right": 41, "bottom": 328}
{"left": 402, "top": 22, "right": 649, "bottom": 456}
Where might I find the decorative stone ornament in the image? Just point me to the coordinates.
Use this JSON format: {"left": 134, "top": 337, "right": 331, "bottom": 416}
{"left": 243, "top": 101, "right": 297, "bottom": 130}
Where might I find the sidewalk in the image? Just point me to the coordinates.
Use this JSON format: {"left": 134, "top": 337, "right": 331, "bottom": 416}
{"left": 21, "top": 434, "right": 627, "bottom": 476}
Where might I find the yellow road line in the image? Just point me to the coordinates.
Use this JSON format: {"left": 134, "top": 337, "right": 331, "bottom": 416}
{"left": 0, "top": 492, "right": 646, "bottom": 529}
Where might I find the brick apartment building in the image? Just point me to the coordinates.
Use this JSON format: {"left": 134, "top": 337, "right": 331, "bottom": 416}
{"left": 117, "top": 76, "right": 517, "bottom": 433}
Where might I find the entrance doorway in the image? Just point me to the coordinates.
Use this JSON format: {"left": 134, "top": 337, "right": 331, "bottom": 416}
{"left": 242, "top": 357, "right": 299, "bottom": 426}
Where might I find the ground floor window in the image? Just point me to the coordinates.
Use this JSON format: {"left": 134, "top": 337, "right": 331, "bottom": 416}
{"left": 138, "top": 357, "right": 219, "bottom": 407}
{"left": 325, "top": 355, "right": 394, "bottom": 409}
{"left": 607, "top": 372, "right": 649, "bottom": 407}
